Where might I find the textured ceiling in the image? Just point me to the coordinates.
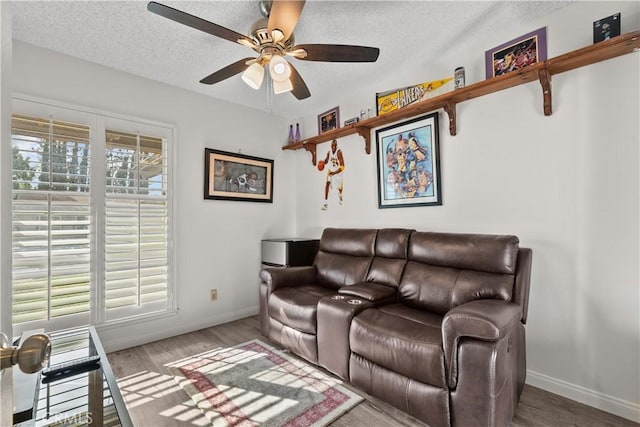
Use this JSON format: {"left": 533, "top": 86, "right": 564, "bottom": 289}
{"left": 10, "top": 1, "right": 572, "bottom": 118}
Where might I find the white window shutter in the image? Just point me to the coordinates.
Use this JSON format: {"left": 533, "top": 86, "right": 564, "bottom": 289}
{"left": 11, "top": 104, "right": 173, "bottom": 332}
{"left": 11, "top": 114, "right": 92, "bottom": 326}
{"left": 104, "top": 129, "right": 169, "bottom": 319}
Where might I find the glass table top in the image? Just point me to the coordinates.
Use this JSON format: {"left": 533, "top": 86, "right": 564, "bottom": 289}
{"left": 32, "top": 327, "right": 132, "bottom": 427}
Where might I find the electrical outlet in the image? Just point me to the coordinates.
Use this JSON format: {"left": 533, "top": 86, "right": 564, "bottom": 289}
{"left": 210, "top": 289, "right": 218, "bottom": 301}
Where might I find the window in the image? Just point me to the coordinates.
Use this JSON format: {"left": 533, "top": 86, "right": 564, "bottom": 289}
{"left": 103, "top": 127, "right": 169, "bottom": 320}
{"left": 11, "top": 98, "right": 174, "bottom": 333}
{"left": 11, "top": 115, "right": 92, "bottom": 326}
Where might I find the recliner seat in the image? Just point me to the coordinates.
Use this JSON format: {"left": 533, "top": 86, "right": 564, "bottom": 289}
{"left": 259, "top": 228, "right": 532, "bottom": 427}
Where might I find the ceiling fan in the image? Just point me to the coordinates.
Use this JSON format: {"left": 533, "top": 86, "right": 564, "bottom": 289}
{"left": 147, "top": 0, "right": 380, "bottom": 100}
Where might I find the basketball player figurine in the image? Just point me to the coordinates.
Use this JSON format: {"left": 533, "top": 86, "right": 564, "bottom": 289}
{"left": 320, "top": 139, "right": 345, "bottom": 210}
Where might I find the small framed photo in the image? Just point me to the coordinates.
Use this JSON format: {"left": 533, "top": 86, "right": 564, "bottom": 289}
{"left": 375, "top": 112, "right": 441, "bottom": 208}
{"left": 318, "top": 106, "right": 340, "bottom": 135}
{"left": 204, "top": 148, "right": 273, "bottom": 203}
{"left": 593, "top": 13, "right": 621, "bottom": 43}
{"left": 485, "top": 27, "right": 547, "bottom": 79}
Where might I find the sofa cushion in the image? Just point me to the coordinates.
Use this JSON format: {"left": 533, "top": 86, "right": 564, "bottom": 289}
{"left": 315, "top": 228, "right": 377, "bottom": 289}
{"left": 350, "top": 304, "right": 447, "bottom": 388}
{"left": 409, "top": 232, "right": 519, "bottom": 274}
{"left": 363, "top": 229, "right": 411, "bottom": 288}
{"left": 375, "top": 228, "right": 412, "bottom": 258}
{"left": 315, "top": 253, "right": 372, "bottom": 289}
{"left": 268, "top": 285, "right": 335, "bottom": 334}
{"left": 377, "top": 303, "right": 443, "bottom": 327}
{"left": 319, "top": 228, "right": 377, "bottom": 256}
{"left": 365, "top": 257, "right": 407, "bottom": 288}
{"left": 399, "top": 262, "right": 515, "bottom": 314}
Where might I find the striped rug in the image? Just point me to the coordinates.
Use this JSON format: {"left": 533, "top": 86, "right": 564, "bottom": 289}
{"left": 166, "top": 339, "right": 363, "bottom": 426}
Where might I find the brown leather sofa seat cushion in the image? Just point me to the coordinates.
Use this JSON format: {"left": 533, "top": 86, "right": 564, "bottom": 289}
{"left": 350, "top": 304, "right": 447, "bottom": 388}
{"left": 268, "top": 285, "right": 335, "bottom": 334}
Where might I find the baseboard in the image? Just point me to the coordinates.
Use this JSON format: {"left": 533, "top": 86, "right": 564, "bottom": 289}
{"left": 99, "top": 306, "right": 259, "bottom": 353}
{"left": 101, "top": 317, "right": 639, "bottom": 423}
{"left": 527, "top": 370, "right": 640, "bottom": 423}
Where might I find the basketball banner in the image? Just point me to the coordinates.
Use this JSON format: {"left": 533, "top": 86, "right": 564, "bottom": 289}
{"left": 376, "top": 77, "right": 453, "bottom": 116}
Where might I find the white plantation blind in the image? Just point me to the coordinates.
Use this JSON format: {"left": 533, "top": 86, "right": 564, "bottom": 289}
{"left": 104, "top": 130, "right": 169, "bottom": 318}
{"left": 11, "top": 115, "right": 92, "bottom": 326}
{"left": 11, "top": 100, "right": 174, "bottom": 332}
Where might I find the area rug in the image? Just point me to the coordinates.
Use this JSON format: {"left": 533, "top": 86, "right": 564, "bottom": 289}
{"left": 166, "top": 339, "right": 363, "bottom": 427}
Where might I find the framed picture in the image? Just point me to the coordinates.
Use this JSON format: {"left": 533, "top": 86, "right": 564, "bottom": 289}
{"left": 593, "top": 13, "right": 621, "bottom": 43}
{"left": 318, "top": 106, "right": 340, "bottom": 134}
{"left": 485, "top": 27, "right": 547, "bottom": 79}
{"left": 375, "top": 112, "right": 441, "bottom": 208}
{"left": 204, "top": 148, "right": 273, "bottom": 203}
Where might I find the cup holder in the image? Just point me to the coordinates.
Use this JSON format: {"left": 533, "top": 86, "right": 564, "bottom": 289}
{"left": 331, "top": 295, "right": 346, "bottom": 300}
{"left": 347, "top": 299, "right": 363, "bottom": 305}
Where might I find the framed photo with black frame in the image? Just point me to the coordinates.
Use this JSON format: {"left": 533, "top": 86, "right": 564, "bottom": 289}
{"left": 317, "top": 106, "right": 340, "bottom": 134}
{"left": 593, "top": 13, "right": 621, "bottom": 43}
{"left": 375, "top": 113, "right": 441, "bottom": 208}
{"left": 204, "top": 148, "right": 273, "bottom": 203}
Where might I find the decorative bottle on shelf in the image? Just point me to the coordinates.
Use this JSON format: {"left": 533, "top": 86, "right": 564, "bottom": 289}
{"left": 295, "top": 123, "right": 301, "bottom": 143}
{"left": 287, "top": 124, "right": 294, "bottom": 144}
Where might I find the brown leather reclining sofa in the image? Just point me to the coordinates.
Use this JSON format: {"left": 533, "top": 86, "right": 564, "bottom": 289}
{"left": 259, "top": 228, "right": 532, "bottom": 426}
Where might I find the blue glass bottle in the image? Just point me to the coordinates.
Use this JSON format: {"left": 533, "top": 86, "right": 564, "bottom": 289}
{"left": 287, "top": 124, "right": 294, "bottom": 144}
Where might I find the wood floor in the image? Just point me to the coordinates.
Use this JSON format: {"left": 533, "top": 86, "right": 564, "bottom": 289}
{"left": 107, "top": 316, "right": 637, "bottom": 427}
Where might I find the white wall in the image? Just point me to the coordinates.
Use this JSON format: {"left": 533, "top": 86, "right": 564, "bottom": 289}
{"left": 10, "top": 41, "right": 296, "bottom": 351}
{"left": 292, "top": 1, "right": 640, "bottom": 422}
{"left": 5, "top": 0, "right": 639, "bottom": 422}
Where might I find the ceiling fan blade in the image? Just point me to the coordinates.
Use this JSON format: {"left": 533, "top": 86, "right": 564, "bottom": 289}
{"left": 288, "top": 62, "right": 310, "bottom": 100}
{"left": 199, "top": 57, "right": 255, "bottom": 85}
{"left": 148, "top": 2, "right": 256, "bottom": 47}
{"left": 293, "top": 44, "right": 380, "bottom": 62}
{"left": 268, "top": 0, "right": 305, "bottom": 42}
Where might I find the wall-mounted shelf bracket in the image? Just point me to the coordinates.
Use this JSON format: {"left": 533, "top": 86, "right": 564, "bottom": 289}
{"left": 355, "top": 126, "right": 372, "bottom": 154}
{"left": 442, "top": 101, "right": 457, "bottom": 136}
{"left": 303, "top": 143, "right": 317, "bottom": 165}
{"left": 538, "top": 69, "right": 552, "bottom": 116}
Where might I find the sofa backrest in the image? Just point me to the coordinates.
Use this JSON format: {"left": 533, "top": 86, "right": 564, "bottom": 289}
{"left": 365, "top": 228, "right": 412, "bottom": 288}
{"left": 398, "top": 232, "right": 520, "bottom": 314}
{"left": 315, "top": 228, "right": 377, "bottom": 289}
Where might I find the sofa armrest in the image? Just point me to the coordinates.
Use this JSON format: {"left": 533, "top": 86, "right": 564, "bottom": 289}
{"left": 259, "top": 266, "right": 317, "bottom": 292}
{"left": 442, "top": 300, "right": 522, "bottom": 388}
{"left": 338, "top": 282, "right": 396, "bottom": 302}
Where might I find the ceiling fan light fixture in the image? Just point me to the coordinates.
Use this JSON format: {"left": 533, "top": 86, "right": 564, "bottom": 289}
{"left": 241, "top": 62, "right": 264, "bottom": 89}
{"left": 148, "top": 1, "right": 380, "bottom": 101}
{"left": 269, "top": 55, "right": 291, "bottom": 82}
{"left": 273, "top": 78, "right": 293, "bottom": 94}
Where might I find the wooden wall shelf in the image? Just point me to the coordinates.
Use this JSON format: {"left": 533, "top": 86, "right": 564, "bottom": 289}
{"left": 283, "top": 30, "right": 639, "bottom": 165}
